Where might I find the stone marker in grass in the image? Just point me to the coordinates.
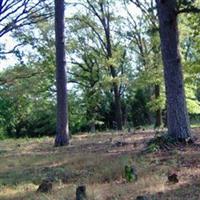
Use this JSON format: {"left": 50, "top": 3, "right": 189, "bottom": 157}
{"left": 168, "top": 173, "right": 179, "bottom": 183}
{"left": 37, "top": 179, "right": 52, "bottom": 193}
{"left": 136, "top": 196, "right": 149, "bottom": 200}
{"left": 76, "top": 185, "right": 87, "bottom": 200}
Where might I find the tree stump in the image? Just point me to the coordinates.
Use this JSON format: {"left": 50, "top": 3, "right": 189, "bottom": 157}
{"left": 76, "top": 185, "right": 87, "bottom": 200}
{"left": 37, "top": 179, "right": 52, "bottom": 193}
{"left": 136, "top": 196, "right": 149, "bottom": 200}
{"left": 168, "top": 173, "right": 179, "bottom": 183}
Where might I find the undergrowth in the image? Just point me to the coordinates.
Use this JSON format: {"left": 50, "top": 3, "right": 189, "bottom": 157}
{"left": 146, "top": 133, "right": 180, "bottom": 153}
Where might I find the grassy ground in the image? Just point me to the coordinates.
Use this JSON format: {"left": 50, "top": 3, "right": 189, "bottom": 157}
{"left": 0, "top": 129, "right": 200, "bottom": 200}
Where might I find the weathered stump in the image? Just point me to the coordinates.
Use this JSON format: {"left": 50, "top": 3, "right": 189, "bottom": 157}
{"left": 136, "top": 196, "right": 149, "bottom": 200}
{"left": 37, "top": 179, "right": 52, "bottom": 193}
{"left": 168, "top": 173, "right": 179, "bottom": 183}
{"left": 76, "top": 185, "right": 87, "bottom": 200}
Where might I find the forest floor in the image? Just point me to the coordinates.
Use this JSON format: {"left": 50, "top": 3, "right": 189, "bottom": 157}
{"left": 1, "top": 129, "right": 200, "bottom": 200}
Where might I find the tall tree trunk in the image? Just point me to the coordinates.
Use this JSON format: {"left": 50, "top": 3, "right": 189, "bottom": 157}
{"left": 105, "top": 24, "right": 122, "bottom": 130}
{"left": 113, "top": 82, "right": 123, "bottom": 130}
{"left": 54, "top": 0, "right": 69, "bottom": 146}
{"left": 156, "top": 0, "right": 191, "bottom": 139}
{"left": 154, "top": 84, "right": 162, "bottom": 127}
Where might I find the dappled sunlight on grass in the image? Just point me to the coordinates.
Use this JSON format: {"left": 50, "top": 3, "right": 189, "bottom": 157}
{"left": 1, "top": 130, "right": 200, "bottom": 199}
{"left": 0, "top": 183, "right": 37, "bottom": 200}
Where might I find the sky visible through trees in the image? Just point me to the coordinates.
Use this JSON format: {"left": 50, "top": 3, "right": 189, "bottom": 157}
{"left": 0, "top": 0, "right": 139, "bottom": 71}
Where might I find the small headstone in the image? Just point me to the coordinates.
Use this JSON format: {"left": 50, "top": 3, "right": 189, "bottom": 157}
{"left": 136, "top": 196, "right": 149, "bottom": 200}
{"left": 168, "top": 173, "right": 179, "bottom": 183}
{"left": 76, "top": 185, "right": 87, "bottom": 200}
{"left": 37, "top": 179, "right": 52, "bottom": 193}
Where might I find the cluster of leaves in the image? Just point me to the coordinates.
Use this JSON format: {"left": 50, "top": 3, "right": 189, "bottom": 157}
{"left": 124, "top": 165, "right": 137, "bottom": 182}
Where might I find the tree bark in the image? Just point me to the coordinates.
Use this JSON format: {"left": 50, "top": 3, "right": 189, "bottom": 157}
{"left": 113, "top": 82, "right": 123, "bottom": 130}
{"left": 154, "top": 84, "right": 162, "bottom": 127}
{"left": 105, "top": 23, "right": 122, "bottom": 130}
{"left": 156, "top": 0, "right": 191, "bottom": 139}
{"left": 54, "top": 0, "right": 69, "bottom": 146}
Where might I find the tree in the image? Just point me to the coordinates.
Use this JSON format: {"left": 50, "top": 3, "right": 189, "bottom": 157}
{"left": 0, "top": 60, "right": 56, "bottom": 138}
{"left": 67, "top": 9, "right": 129, "bottom": 131}
{"left": 54, "top": 0, "right": 69, "bottom": 146}
{"left": 156, "top": 0, "right": 191, "bottom": 140}
{"left": 73, "top": 0, "right": 124, "bottom": 130}
{"left": 127, "top": 0, "right": 164, "bottom": 128}
{"left": 69, "top": 48, "right": 104, "bottom": 132}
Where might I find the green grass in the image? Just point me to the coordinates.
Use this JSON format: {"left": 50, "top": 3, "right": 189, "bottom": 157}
{"left": 191, "top": 123, "right": 200, "bottom": 128}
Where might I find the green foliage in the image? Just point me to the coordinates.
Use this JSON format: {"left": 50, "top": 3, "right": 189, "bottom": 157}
{"left": 0, "top": 20, "right": 57, "bottom": 138}
{"left": 130, "top": 89, "right": 151, "bottom": 127}
{"left": 124, "top": 165, "right": 137, "bottom": 182}
{"left": 179, "top": 14, "right": 200, "bottom": 115}
{"left": 0, "top": 0, "right": 200, "bottom": 137}
{"left": 147, "top": 96, "right": 165, "bottom": 112}
{"left": 68, "top": 91, "right": 88, "bottom": 133}
{"left": 0, "top": 128, "right": 7, "bottom": 140}
{"left": 146, "top": 143, "right": 159, "bottom": 153}
{"left": 0, "top": 64, "right": 56, "bottom": 138}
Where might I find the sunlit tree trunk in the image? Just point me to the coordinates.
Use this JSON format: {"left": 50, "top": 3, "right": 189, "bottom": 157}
{"left": 156, "top": 0, "right": 191, "bottom": 140}
{"left": 54, "top": 0, "right": 69, "bottom": 146}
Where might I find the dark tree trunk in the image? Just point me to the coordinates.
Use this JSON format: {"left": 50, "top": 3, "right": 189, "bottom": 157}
{"left": 156, "top": 0, "right": 191, "bottom": 139}
{"left": 105, "top": 24, "right": 122, "bottom": 130}
{"left": 122, "top": 102, "right": 128, "bottom": 127}
{"left": 54, "top": 0, "right": 69, "bottom": 146}
{"left": 113, "top": 82, "right": 123, "bottom": 130}
{"left": 154, "top": 84, "right": 162, "bottom": 127}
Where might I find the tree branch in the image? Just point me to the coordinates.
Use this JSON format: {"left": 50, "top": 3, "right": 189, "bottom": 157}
{"left": 177, "top": 7, "right": 200, "bottom": 14}
{"left": 0, "top": 0, "right": 53, "bottom": 38}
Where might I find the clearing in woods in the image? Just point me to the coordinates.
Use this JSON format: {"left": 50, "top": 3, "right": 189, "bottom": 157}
{"left": 1, "top": 129, "right": 200, "bottom": 199}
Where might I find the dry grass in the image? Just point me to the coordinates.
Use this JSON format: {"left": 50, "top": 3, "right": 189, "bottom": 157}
{"left": 0, "top": 129, "right": 200, "bottom": 199}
